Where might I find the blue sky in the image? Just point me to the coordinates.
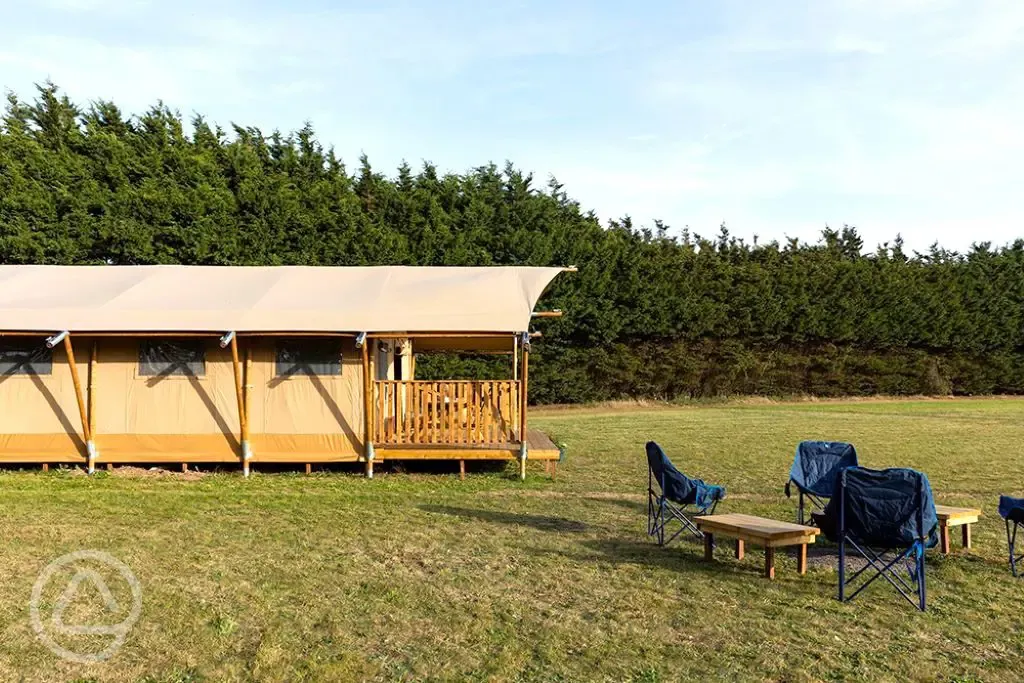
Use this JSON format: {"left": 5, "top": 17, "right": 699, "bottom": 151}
{"left": 1, "top": 0, "right": 1022, "bottom": 252}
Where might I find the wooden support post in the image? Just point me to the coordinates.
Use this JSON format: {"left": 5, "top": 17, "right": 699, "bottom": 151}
{"left": 42, "top": 463, "right": 49, "bottom": 473}
{"left": 88, "top": 341, "right": 97, "bottom": 467}
{"left": 513, "top": 335, "right": 518, "bottom": 380}
{"left": 940, "top": 522, "right": 951, "bottom": 555}
{"left": 550, "top": 461, "right": 557, "bottom": 481}
{"left": 62, "top": 335, "right": 94, "bottom": 474}
{"left": 519, "top": 345, "right": 529, "bottom": 480}
{"left": 305, "top": 463, "right": 312, "bottom": 475}
{"left": 735, "top": 539, "right": 745, "bottom": 561}
{"left": 228, "top": 335, "right": 250, "bottom": 477}
{"left": 459, "top": 459, "right": 466, "bottom": 480}
{"left": 962, "top": 523, "right": 972, "bottom": 549}
{"left": 106, "top": 463, "right": 112, "bottom": 472}
{"left": 182, "top": 463, "right": 188, "bottom": 473}
{"left": 362, "top": 339, "right": 374, "bottom": 479}
{"left": 764, "top": 547, "right": 776, "bottom": 580}
{"left": 703, "top": 533, "right": 715, "bottom": 561}
{"left": 797, "top": 543, "right": 808, "bottom": 575}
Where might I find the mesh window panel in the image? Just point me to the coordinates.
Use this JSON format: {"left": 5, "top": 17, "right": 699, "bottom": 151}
{"left": 0, "top": 342, "right": 53, "bottom": 376}
{"left": 276, "top": 340, "right": 342, "bottom": 377}
{"left": 139, "top": 340, "right": 206, "bottom": 376}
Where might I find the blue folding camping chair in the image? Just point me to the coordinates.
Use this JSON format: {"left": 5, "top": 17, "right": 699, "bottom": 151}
{"left": 785, "top": 441, "right": 858, "bottom": 525}
{"left": 998, "top": 495, "right": 1024, "bottom": 577}
{"left": 646, "top": 441, "right": 725, "bottom": 546}
{"left": 815, "top": 466, "right": 938, "bottom": 611}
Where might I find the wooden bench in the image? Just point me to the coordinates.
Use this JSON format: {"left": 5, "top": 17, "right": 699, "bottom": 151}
{"left": 935, "top": 505, "right": 982, "bottom": 554}
{"left": 695, "top": 513, "right": 821, "bottom": 580}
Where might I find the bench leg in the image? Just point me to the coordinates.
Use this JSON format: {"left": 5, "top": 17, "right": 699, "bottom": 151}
{"left": 797, "top": 543, "right": 808, "bottom": 575}
{"left": 704, "top": 533, "right": 714, "bottom": 561}
{"left": 735, "top": 539, "right": 744, "bottom": 561}
{"left": 764, "top": 547, "right": 775, "bottom": 580}
{"left": 962, "top": 523, "right": 971, "bottom": 549}
{"left": 940, "top": 522, "right": 950, "bottom": 554}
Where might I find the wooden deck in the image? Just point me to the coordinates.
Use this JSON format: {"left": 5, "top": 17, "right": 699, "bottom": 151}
{"left": 374, "top": 428, "right": 561, "bottom": 461}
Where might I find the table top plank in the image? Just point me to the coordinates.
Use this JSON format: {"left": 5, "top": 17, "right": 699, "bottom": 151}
{"left": 934, "top": 505, "right": 982, "bottom": 524}
{"left": 696, "top": 513, "right": 820, "bottom": 547}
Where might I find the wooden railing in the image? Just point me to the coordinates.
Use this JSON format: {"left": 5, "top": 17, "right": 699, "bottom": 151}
{"left": 373, "top": 380, "right": 521, "bottom": 446}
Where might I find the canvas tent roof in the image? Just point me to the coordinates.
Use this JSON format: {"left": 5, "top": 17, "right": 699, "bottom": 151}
{"left": 0, "top": 265, "right": 564, "bottom": 334}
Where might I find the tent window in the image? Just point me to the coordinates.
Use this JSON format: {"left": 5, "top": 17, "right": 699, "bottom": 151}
{"left": 276, "top": 340, "right": 342, "bottom": 377}
{"left": 0, "top": 342, "right": 52, "bottom": 376}
{"left": 139, "top": 340, "right": 206, "bottom": 377}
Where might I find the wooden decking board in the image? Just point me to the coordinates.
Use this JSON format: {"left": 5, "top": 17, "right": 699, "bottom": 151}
{"left": 377, "top": 428, "right": 559, "bottom": 457}
{"left": 0, "top": 429, "right": 561, "bottom": 466}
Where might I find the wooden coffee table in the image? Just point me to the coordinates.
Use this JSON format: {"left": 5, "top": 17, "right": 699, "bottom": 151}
{"left": 935, "top": 505, "right": 982, "bottom": 554}
{"left": 695, "top": 513, "right": 820, "bottom": 580}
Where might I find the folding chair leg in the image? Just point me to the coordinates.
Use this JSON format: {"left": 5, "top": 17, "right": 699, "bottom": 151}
{"left": 917, "top": 549, "right": 926, "bottom": 611}
{"left": 647, "top": 489, "right": 656, "bottom": 537}
{"left": 1008, "top": 520, "right": 1020, "bottom": 577}
{"left": 838, "top": 535, "right": 846, "bottom": 602}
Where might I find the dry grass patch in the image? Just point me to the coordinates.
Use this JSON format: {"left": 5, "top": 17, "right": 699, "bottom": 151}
{"left": 0, "top": 398, "right": 1022, "bottom": 681}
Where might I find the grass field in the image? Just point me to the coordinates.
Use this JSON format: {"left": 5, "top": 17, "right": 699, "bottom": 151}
{"left": 1, "top": 398, "right": 1023, "bottom": 682}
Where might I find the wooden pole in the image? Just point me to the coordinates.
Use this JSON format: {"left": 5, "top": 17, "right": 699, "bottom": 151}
{"left": 88, "top": 340, "right": 98, "bottom": 470}
{"left": 88, "top": 341, "right": 97, "bottom": 434}
{"left": 362, "top": 339, "right": 374, "bottom": 479}
{"left": 228, "top": 335, "right": 250, "bottom": 476}
{"left": 62, "top": 335, "right": 94, "bottom": 473}
{"left": 513, "top": 335, "right": 518, "bottom": 380}
{"left": 519, "top": 344, "right": 529, "bottom": 480}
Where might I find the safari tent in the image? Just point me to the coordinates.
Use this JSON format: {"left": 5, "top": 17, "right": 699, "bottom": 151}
{"left": 0, "top": 265, "right": 568, "bottom": 477}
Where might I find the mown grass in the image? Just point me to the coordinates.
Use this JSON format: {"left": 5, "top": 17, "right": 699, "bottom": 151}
{"left": 1, "top": 398, "right": 1022, "bottom": 682}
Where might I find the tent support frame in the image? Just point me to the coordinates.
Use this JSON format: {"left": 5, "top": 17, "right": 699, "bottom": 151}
{"left": 360, "top": 333, "right": 374, "bottom": 479}
{"left": 224, "top": 332, "right": 251, "bottom": 477}
{"left": 47, "top": 332, "right": 95, "bottom": 474}
{"left": 518, "top": 334, "right": 530, "bottom": 480}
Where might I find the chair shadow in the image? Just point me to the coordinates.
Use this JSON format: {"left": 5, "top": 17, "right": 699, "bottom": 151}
{"left": 419, "top": 504, "right": 588, "bottom": 533}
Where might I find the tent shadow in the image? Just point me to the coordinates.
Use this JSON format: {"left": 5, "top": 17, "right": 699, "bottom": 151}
{"left": 419, "top": 504, "right": 588, "bottom": 533}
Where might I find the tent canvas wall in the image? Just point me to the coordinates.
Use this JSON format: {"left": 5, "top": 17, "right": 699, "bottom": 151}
{"left": 0, "top": 265, "right": 566, "bottom": 473}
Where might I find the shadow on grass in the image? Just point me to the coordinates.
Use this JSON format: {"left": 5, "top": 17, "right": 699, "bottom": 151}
{"left": 536, "top": 538, "right": 740, "bottom": 579}
{"left": 582, "top": 495, "right": 646, "bottom": 512}
{"left": 543, "top": 537, "right": 842, "bottom": 583}
{"left": 419, "top": 504, "right": 589, "bottom": 532}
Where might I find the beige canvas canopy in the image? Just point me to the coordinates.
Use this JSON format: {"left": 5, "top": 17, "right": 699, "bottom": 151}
{"left": 0, "top": 265, "right": 564, "bottom": 333}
